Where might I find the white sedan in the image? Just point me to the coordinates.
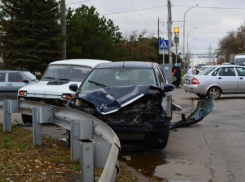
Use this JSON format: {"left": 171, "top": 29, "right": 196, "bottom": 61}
{"left": 183, "top": 65, "right": 245, "bottom": 99}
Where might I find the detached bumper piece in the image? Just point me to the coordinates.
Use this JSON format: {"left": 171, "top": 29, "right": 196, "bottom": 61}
{"left": 170, "top": 98, "right": 214, "bottom": 130}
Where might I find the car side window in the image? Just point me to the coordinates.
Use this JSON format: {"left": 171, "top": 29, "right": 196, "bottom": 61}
{"left": 156, "top": 67, "right": 165, "bottom": 88}
{"left": 236, "top": 67, "right": 245, "bottom": 76}
{"left": 8, "top": 73, "right": 24, "bottom": 82}
{"left": 212, "top": 68, "right": 219, "bottom": 76}
{"left": 218, "top": 67, "right": 235, "bottom": 76}
{"left": 0, "top": 73, "right": 6, "bottom": 82}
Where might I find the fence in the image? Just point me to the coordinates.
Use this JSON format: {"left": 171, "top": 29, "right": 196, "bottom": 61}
{"left": 1, "top": 99, "right": 121, "bottom": 182}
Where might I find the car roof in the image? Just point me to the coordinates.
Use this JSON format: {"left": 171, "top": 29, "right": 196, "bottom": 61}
{"left": 208, "top": 65, "right": 245, "bottom": 68}
{"left": 234, "top": 55, "right": 245, "bottom": 58}
{"left": 0, "top": 70, "right": 30, "bottom": 73}
{"left": 49, "top": 59, "right": 111, "bottom": 68}
{"left": 94, "top": 61, "right": 157, "bottom": 69}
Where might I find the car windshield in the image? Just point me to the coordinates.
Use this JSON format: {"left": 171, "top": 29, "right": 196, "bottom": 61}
{"left": 199, "top": 67, "right": 216, "bottom": 75}
{"left": 80, "top": 68, "right": 157, "bottom": 91}
{"left": 23, "top": 71, "right": 37, "bottom": 81}
{"left": 236, "top": 58, "right": 245, "bottom": 65}
{"left": 41, "top": 65, "right": 91, "bottom": 82}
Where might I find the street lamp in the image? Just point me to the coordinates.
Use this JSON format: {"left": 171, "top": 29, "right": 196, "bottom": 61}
{"left": 182, "top": 4, "right": 199, "bottom": 69}
{"left": 187, "top": 27, "right": 197, "bottom": 66}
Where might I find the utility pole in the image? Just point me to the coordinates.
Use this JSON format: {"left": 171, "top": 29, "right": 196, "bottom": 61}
{"left": 158, "top": 17, "right": 159, "bottom": 40}
{"left": 61, "top": 0, "right": 66, "bottom": 60}
{"left": 158, "top": 17, "right": 164, "bottom": 40}
{"left": 167, "top": 0, "right": 172, "bottom": 64}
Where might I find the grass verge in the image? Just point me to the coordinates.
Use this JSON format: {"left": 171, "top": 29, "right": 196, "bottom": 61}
{"left": 0, "top": 124, "right": 167, "bottom": 182}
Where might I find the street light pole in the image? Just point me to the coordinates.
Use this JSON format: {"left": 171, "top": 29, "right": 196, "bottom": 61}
{"left": 187, "top": 27, "right": 196, "bottom": 66}
{"left": 182, "top": 4, "right": 199, "bottom": 69}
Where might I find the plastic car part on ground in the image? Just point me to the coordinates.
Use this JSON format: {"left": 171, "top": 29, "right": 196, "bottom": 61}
{"left": 170, "top": 97, "right": 214, "bottom": 130}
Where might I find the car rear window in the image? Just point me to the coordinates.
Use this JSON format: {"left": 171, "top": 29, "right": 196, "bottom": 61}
{"left": 199, "top": 67, "right": 216, "bottom": 75}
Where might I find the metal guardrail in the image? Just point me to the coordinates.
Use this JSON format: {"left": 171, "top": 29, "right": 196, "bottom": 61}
{"left": 1, "top": 99, "right": 121, "bottom": 182}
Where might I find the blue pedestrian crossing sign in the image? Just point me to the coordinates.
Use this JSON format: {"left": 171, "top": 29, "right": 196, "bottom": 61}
{"left": 159, "top": 40, "right": 168, "bottom": 50}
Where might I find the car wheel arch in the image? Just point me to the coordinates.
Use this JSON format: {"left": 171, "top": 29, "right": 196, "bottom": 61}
{"left": 207, "top": 86, "right": 222, "bottom": 99}
{"left": 206, "top": 84, "right": 222, "bottom": 94}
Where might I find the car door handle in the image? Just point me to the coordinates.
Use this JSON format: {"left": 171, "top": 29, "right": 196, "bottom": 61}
{"left": 218, "top": 77, "right": 222, "bottom": 79}
{"left": 7, "top": 83, "right": 12, "bottom": 86}
{"left": 240, "top": 77, "right": 243, "bottom": 79}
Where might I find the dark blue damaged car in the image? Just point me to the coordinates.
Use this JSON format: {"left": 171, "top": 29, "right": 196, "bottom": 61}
{"left": 68, "top": 61, "right": 175, "bottom": 149}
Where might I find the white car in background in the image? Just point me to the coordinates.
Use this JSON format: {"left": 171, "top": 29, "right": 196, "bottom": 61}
{"left": 18, "top": 59, "right": 110, "bottom": 123}
{"left": 183, "top": 65, "right": 245, "bottom": 99}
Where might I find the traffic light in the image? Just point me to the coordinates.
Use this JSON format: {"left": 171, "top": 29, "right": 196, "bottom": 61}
{"left": 174, "top": 27, "right": 179, "bottom": 35}
{"left": 174, "top": 27, "right": 179, "bottom": 44}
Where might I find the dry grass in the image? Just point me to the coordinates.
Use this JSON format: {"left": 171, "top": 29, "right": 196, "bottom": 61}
{"left": 0, "top": 124, "right": 167, "bottom": 182}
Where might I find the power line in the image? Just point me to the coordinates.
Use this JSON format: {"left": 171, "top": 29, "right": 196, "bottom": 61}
{"left": 66, "top": 0, "right": 90, "bottom": 5}
{"left": 127, "top": 0, "right": 155, "bottom": 32}
{"left": 136, "top": 0, "right": 156, "bottom": 22}
{"left": 103, "top": 5, "right": 167, "bottom": 15}
{"left": 173, "top": 5, "right": 245, "bottom": 10}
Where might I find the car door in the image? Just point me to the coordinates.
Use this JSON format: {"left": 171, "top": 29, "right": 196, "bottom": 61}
{"left": 156, "top": 66, "right": 172, "bottom": 118}
{"left": 0, "top": 73, "right": 7, "bottom": 98}
{"left": 216, "top": 67, "right": 239, "bottom": 93}
{"left": 235, "top": 67, "right": 245, "bottom": 92}
{"left": 6, "top": 72, "right": 27, "bottom": 98}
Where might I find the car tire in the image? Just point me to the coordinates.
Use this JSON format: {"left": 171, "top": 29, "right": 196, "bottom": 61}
{"left": 207, "top": 87, "right": 221, "bottom": 100}
{"left": 22, "top": 114, "right": 32, "bottom": 124}
{"left": 196, "top": 94, "right": 207, "bottom": 99}
{"left": 150, "top": 120, "right": 170, "bottom": 149}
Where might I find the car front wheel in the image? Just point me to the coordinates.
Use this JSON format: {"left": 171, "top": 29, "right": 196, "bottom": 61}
{"left": 207, "top": 87, "right": 221, "bottom": 99}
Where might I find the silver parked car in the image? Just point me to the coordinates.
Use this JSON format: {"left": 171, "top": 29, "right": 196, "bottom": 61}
{"left": 183, "top": 65, "right": 245, "bottom": 99}
{"left": 0, "top": 70, "right": 38, "bottom": 98}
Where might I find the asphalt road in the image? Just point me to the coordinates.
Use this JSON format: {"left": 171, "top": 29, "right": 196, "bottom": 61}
{"left": 154, "top": 88, "right": 245, "bottom": 182}
{"left": 1, "top": 88, "right": 245, "bottom": 182}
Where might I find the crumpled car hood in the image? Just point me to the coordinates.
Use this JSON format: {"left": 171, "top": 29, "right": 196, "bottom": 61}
{"left": 78, "top": 85, "right": 163, "bottom": 115}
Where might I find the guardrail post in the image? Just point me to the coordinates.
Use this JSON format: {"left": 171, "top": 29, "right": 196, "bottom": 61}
{"left": 70, "top": 119, "right": 94, "bottom": 182}
{"left": 81, "top": 141, "right": 94, "bottom": 182}
{"left": 3, "top": 100, "right": 19, "bottom": 132}
{"left": 32, "top": 106, "right": 54, "bottom": 146}
{"left": 70, "top": 119, "right": 94, "bottom": 161}
{"left": 32, "top": 107, "right": 42, "bottom": 146}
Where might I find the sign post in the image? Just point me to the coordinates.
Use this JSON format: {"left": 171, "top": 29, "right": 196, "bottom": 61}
{"left": 159, "top": 40, "right": 169, "bottom": 64}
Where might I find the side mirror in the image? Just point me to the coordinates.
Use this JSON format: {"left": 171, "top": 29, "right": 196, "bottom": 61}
{"left": 164, "top": 84, "right": 175, "bottom": 92}
{"left": 23, "top": 80, "right": 29, "bottom": 84}
{"left": 69, "top": 84, "right": 78, "bottom": 92}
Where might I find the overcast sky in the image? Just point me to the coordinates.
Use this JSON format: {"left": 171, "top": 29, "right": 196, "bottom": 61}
{"left": 65, "top": 0, "right": 245, "bottom": 55}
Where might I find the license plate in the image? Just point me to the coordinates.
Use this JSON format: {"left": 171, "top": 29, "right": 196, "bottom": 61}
{"left": 185, "top": 79, "right": 190, "bottom": 84}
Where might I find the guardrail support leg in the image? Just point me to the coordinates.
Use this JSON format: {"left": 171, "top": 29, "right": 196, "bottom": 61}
{"left": 71, "top": 120, "right": 81, "bottom": 161}
{"left": 3, "top": 100, "right": 19, "bottom": 132}
{"left": 32, "top": 107, "right": 42, "bottom": 146}
{"left": 70, "top": 119, "right": 94, "bottom": 161}
{"left": 3, "top": 100, "right": 11, "bottom": 132}
{"left": 81, "top": 141, "right": 94, "bottom": 182}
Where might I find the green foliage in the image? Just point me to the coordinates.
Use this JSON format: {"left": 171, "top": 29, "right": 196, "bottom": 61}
{"left": 66, "top": 5, "right": 122, "bottom": 60}
{"left": 0, "top": 0, "right": 62, "bottom": 72}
